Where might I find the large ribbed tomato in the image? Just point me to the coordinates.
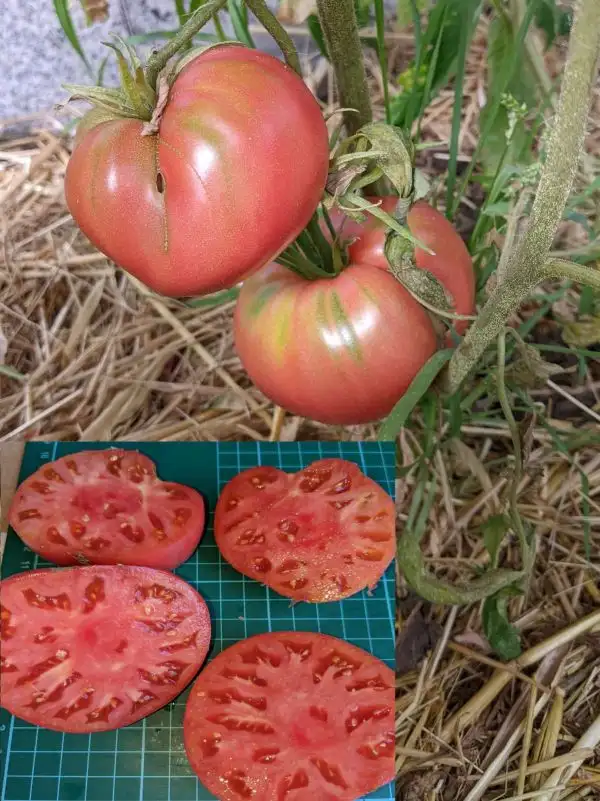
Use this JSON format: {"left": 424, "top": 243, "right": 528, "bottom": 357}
{"left": 234, "top": 262, "right": 437, "bottom": 425}
{"left": 330, "top": 197, "right": 475, "bottom": 334}
{"left": 65, "top": 45, "right": 329, "bottom": 297}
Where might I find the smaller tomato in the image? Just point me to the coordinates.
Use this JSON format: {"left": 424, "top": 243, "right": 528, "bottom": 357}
{"left": 329, "top": 197, "right": 475, "bottom": 334}
{"left": 234, "top": 262, "right": 437, "bottom": 424}
{"left": 8, "top": 449, "right": 205, "bottom": 569}
{"left": 215, "top": 459, "right": 395, "bottom": 601}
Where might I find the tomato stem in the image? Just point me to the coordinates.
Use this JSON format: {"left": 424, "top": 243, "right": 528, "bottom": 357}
{"left": 447, "top": 0, "right": 600, "bottom": 393}
{"left": 315, "top": 0, "right": 373, "bottom": 137}
{"left": 244, "top": 0, "right": 302, "bottom": 76}
{"left": 145, "top": 0, "right": 229, "bottom": 89}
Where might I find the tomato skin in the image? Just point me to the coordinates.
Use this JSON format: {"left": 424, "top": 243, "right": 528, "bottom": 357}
{"left": 0, "top": 565, "right": 211, "bottom": 733}
{"left": 65, "top": 46, "right": 329, "bottom": 298}
{"left": 214, "top": 460, "right": 395, "bottom": 602}
{"left": 8, "top": 449, "right": 205, "bottom": 570}
{"left": 234, "top": 262, "right": 437, "bottom": 424}
{"left": 330, "top": 197, "right": 475, "bottom": 334}
{"left": 184, "top": 632, "right": 395, "bottom": 801}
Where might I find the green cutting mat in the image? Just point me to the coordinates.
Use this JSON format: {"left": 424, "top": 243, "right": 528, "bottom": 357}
{"left": 1, "top": 442, "right": 396, "bottom": 801}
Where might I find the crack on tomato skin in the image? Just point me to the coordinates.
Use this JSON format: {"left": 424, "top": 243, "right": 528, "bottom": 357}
{"left": 86, "top": 695, "right": 123, "bottom": 723}
{"left": 357, "top": 731, "right": 394, "bottom": 760}
{"left": 54, "top": 687, "right": 95, "bottom": 720}
{"left": 310, "top": 757, "right": 348, "bottom": 790}
{"left": 345, "top": 705, "right": 392, "bottom": 734}
{"left": 22, "top": 589, "right": 71, "bottom": 612}
{"left": 81, "top": 577, "right": 106, "bottom": 614}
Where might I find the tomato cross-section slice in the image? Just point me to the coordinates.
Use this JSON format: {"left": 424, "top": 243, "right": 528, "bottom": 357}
{"left": 0, "top": 565, "right": 211, "bottom": 733}
{"left": 214, "top": 459, "right": 395, "bottom": 602}
{"left": 8, "top": 449, "right": 206, "bottom": 569}
{"left": 184, "top": 631, "right": 394, "bottom": 801}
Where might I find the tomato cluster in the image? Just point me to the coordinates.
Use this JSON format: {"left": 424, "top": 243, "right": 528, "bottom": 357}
{"left": 65, "top": 44, "right": 474, "bottom": 427}
{"left": 1, "top": 450, "right": 395, "bottom": 800}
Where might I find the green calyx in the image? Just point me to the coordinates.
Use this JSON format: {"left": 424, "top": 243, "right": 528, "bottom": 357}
{"left": 63, "top": 35, "right": 157, "bottom": 124}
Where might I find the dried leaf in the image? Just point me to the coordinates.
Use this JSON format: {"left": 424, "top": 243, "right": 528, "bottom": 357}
{"left": 80, "top": 0, "right": 109, "bottom": 24}
{"left": 562, "top": 315, "right": 600, "bottom": 347}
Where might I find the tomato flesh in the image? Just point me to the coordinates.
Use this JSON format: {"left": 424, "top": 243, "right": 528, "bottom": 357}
{"left": 0, "top": 565, "right": 211, "bottom": 732}
{"left": 214, "top": 460, "right": 395, "bottom": 602}
{"left": 65, "top": 46, "right": 330, "bottom": 298}
{"left": 184, "top": 632, "right": 394, "bottom": 801}
{"left": 8, "top": 449, "right": 205, "bottom": 569}
{"left": 234, "top": 262, "right": 438, "bottom": 424}
{"left": 330, "top": 197, "right": 476, "bottom": 334}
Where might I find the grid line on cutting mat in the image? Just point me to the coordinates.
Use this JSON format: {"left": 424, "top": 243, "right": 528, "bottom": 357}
{"left": 1, "top": 442, "right": 396, "bottom": 801}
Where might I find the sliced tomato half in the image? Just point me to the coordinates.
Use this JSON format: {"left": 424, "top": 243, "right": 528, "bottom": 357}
{"left": 0, "top": 565, "right": 211, "bottom": 732}
{"left": 8, "top": 449, "right": 206, "bottom": 569}
{"left": 214, "top": 459, "right": 395, "bottom": 602}
{"left": 184, "top": 631, "right": 394, "bottom": 801}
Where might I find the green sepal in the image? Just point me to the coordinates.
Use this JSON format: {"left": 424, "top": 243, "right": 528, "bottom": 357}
{"left": 358, "top": 122, "right": 415, "bottom": 199}
{"left": 62, "top": 83, "right": 139, "bottom": 118}
{"left": 102, "top": 42, "right": 152, "bottom": 120}
{"left": 74, "top": 107, "right": 124, "bottom": 145}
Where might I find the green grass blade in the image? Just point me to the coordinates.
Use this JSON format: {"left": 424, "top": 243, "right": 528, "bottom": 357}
{"left": 451, "top": 0, "right": 542, "bottom": 216}
{"left": 228, "top": 0, "right": 255, "bottom": 47}
{"left": 379, "top": 349, "right": 453, "bottom": 440}
{"left": 186, "top": 287, "right": 240, "bottom": 307}
{"left": 174, "top": 0, "right": 187, "bottom": 23}
{"left": 446, "top": 1, "right": 480, "bottom": 217}
{"left": 374, "top": 0, "right": 391, "bottom": 124}
{"left": 53, "top": 0, "right": 93, "bottom": 75}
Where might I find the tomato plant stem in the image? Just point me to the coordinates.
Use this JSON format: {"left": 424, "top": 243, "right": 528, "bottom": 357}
{"left": 316, "top": 0, "right": 373, "bottom": 136}
{"left": 244, "top": 0, "right": 301, "bottom": 75}
{"left": 448, "top": 0, "right": 600, "bottom": 393}
{"left": 145, "top": 0, "right": 228, "bottom": 89}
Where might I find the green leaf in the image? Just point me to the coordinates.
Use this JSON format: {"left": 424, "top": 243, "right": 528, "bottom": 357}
{"left": 228, "top": 0, "right": 255, "bottom": 47}
{"left": 482, "top": 514, "right": 511, "bottom": 566}
{"left": 175, "top": 0, "right": 188, "bottom": 24}
{"left": 379, "top": 350, "right": 453, "bottom": 440}
{"left": 397, "top": 0, "right": 427, "bottom": 29}
{"left": 374, "top": 0, "right": 391, "bottom": 124}
{"left": 53, "top": 0, "right": 92, "bottom": 75}
{"left": 354, "top": 0, "right": 373, "bottom": 28}
{"left": 185, "top": 287, "right": 240, "bottom": 307}
{"left": 307, "top": 13, "right": 329, "bottom": 59}
{"left": 482, "top": 594, "right": 522, "bottom": 661}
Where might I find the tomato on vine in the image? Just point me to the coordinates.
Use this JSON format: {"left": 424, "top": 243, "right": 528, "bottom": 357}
{"left": 65, "top": 45, "right": 329, "bottom": 298}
